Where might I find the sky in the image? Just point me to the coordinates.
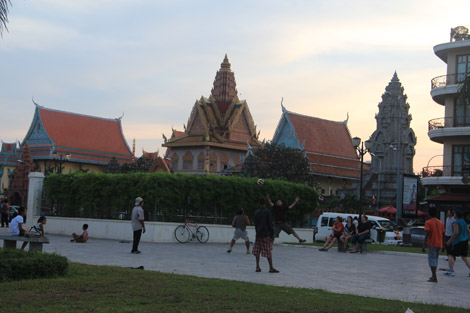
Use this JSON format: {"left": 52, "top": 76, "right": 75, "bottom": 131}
{"left": 0, "top": 0, "right": 469, "bottom": 173}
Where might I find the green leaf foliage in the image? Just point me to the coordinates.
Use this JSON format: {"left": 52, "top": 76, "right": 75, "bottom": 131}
{"left": 0, "top": 249, "right": 68, "bottom": 281}
{"left": 44, "top": 172, "right": 317, "bottom": 226}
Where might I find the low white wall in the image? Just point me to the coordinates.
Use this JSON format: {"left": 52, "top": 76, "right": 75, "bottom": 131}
{"left": 38, "top": 216, "right": 314, "bottom": 244}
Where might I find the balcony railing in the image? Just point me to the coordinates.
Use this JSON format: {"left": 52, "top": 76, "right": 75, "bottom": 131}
{"left": 422, "top": 165, "right": 470, "bottom": 178}
{"left": 431, "top": 73, "right": 468, "bottom": 89}
{"left": 428, "top": 116, "right": 470, "bottom": 130}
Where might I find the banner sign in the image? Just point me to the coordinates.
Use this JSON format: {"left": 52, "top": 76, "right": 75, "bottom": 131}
{"left": 402, "top": 174, "right": 418, "bottom": 218}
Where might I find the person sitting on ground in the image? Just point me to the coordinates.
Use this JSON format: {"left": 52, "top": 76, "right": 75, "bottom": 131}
{"left": 350, "top": 214, "right": 371, "bottom": 253}
{"left": 10, "top": 207, "right": 28, "bottom": 250}
{"left": 319, "top": 216, "right": 344, "bottom": 251}
{"left": 339, "top": 216, "right": 356, "bottom": 251}
{"left": 71, "top": 224, "right": 89, "bottom": 243}
{"left": 267, "top": 194, "right": 306, "bottom": 243}
{"left": 227, "top": 208, "right": 251, "bottom": 254}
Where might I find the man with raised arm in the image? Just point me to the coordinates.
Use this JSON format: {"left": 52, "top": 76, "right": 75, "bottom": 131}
{"left": 267, "top": 194, "right": 306, "bottom": 243}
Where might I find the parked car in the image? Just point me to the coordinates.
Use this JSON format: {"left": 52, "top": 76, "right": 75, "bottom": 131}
{"left": 410, "top": 226, "right": 425, "bottom": 247}
{"left": 315, "top": 212, "right": 403, "bottom": 245}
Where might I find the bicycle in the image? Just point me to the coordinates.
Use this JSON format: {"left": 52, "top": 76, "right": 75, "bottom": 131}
{"left": 174, "top": 221, "right": 210, "bottom": 243}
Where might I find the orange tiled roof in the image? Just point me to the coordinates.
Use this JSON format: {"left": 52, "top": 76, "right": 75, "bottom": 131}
{"left": 287, "top": 112, "right": 358, "bottom": 159}
{"left": 23, "top": 105, "right": 133, "bottom": 165}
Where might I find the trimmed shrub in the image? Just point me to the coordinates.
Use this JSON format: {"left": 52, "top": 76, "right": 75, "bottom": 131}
{"left": 0, "top": 249, "right": 68, "bottom": 281}
{"left": 44, "top": 172, "right": 318, "bottom": 226}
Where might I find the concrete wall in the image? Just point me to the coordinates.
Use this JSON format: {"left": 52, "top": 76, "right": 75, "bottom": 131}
{"left": 37, "top": 216, "right": 314, "bottom": 244}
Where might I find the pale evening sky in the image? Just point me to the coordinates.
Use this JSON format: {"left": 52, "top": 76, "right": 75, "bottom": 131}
{"left": 0, "top": 0, "right": 469, "bottom": 173}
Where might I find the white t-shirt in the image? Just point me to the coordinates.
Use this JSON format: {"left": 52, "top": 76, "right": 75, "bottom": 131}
{"left": 445, "top": 216, "right": 456, "bottom": 236}
{"left": 10, "top": 215, "right": 24, "bottom": 236}
{"left": 131, "top": 206, "right": 144, "bottom": 231}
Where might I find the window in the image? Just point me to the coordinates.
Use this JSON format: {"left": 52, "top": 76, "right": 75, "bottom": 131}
{"left": 455, "top": 97, "right": 470, "bottom": 127}
{"left": 197, "top": 152, "right": 205, "bottom": 170}
{"left": 182, "top": 151, "right": 194, "bottom": 170}
{"left": 209, "top": 153, "right": 218, "bottom": 172}
{"left": 457, "top": 55, "right": 470, "bottom": 83}
{"left": 321, "top": 217, "right": 329, "bottom": 227}
{"left": 220, "top": 154, "right": 228, "bottom": 170}
{"left": 452, "top": 145, "right": 470, "bottom": 176}
{"left": 170, "top": 154, "right": 179, "bottom": 170}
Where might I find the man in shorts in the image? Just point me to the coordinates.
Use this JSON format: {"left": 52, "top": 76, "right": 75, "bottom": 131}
{"left": 422, "top": 207, "right": 444, "bottom": 282}
{"left": 267, "top": 194, "right": 306, "bottom": 243}
{"left": 252, "top": 197, "right": 278, "bottom": 273}
{"left": 227, "top": 208, "right": 251, "bottom": 254}
{"left": 445, "top": 210, "right": 470, "bottom": 277}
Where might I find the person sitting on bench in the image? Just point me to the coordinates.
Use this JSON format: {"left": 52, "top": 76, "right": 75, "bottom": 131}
{"left": 350, "top": 214, "right": 371, "bottom": 253}
{"left": 340, "top": 216, "right": 356, "bottom": 251}
{"left": 10, "top": 207, "right": 28, "bottom": 250}
{"left": 319, "top": 216, "right": 344, "bottom": 251}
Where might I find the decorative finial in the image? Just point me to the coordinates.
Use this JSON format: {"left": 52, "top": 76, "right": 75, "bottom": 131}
{"left": 343, "top": 112, "right": 349, "bottom": 125}
{"left": 221, "top": 54, "right": 231, "bottom": 71}
{"left": 118, "top": 112, "right": 124, "bottom": 120}
{"left": 281, "top": 97, "right": 286, "bottom": 113}
{"left": 32, "top": 97, "right": 39, "bottom": 106}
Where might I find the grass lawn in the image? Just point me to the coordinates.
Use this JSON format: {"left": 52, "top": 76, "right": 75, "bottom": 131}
{"left": 0, "top": 262, "right": 464, "bottom": 313}
{"left": 286, "top": 242, "right": 447, "bottom": 255}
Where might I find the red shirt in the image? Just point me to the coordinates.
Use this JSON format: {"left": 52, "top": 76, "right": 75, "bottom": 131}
{"left": 333, "top": 221, "right": 344, "bottom": 235}
{"left": 424, "top": 218, "right": 444, "bottom": 248}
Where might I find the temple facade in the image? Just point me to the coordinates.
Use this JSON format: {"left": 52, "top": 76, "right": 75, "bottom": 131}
{"left": 364, "top": 73, "right": 417, "bottom": 208}
{"left": 272, "top": 105, "right": 363, "bottom": 198}
{"left": 0, "top": 142, "right": 19, "bottom": 195}
{"left": 162, "top": 55, "right": 261, "bottom": 174}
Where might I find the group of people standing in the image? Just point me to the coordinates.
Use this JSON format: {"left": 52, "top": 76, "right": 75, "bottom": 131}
{"left": 423, "top": 208, "right": 470, "bottom": 282}
{"left": 226, "top": 195, "right": 306, "bottom": 273}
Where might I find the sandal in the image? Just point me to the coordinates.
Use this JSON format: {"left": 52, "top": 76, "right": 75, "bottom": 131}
{"left": 269, "top": 269, "right": 279, "bottom": 273}
{"left": 256, "top": 268, "right": 261, "bottom": 272}
{"left": 299, "top": 239, "right": 306, "bottom": 243}
{"left": 427, "top": 278, "right": 437, "bottom": 283}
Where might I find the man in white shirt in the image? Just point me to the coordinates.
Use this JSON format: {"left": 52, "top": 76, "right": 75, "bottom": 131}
{"left": 10, "top": 207, "right": 28, "bottom": 249}
{"left": 445, "top": 209, "right": 456, "bottom": 258}
{"left": 131, "top": 197, "right": 146, "bottom": 254}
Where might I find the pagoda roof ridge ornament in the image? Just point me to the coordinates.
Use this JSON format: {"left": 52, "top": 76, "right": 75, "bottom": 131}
{"left": 32, "top": 97, "right": 40, "bottom": 107}
{"left": 221, "top": 54, "right": 231, "bottom": 72}
{"left": 281, "top": 97, "right": 287, "bottom": 113}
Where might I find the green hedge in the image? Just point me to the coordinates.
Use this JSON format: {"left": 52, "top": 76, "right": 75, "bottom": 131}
{"left": 44, "top": 172, "right": 318, "bottom": 226}
{"left": 0, "top": 249, "right": 68, "bottom": 281}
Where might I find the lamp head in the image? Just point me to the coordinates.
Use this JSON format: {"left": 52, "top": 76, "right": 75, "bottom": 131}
{"left": 351, "top": 137, "right": 361, "bottom": 149}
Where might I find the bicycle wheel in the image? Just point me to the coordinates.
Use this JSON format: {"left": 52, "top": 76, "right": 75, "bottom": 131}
{"left": 196, "top": 226, "right": 209, "bottom": 243}
{"left": 175, "top": 225, "right": 190, "bottom": 243}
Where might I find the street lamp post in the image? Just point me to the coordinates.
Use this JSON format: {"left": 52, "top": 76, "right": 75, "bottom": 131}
{"left": 352, "top": 137, "right": 372, "bottom": 215}
{"left": 370, "top": 152, "right": 382, "bottom": 210}
{"left": 51, "top": 150, "right": 72, "bottom": 174}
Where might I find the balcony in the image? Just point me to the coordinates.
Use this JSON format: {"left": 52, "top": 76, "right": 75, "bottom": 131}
{"left": 421, "top": 165, "right": 469, "bottom": 186}
{"left": 430, "top": 74, "right": 465, "bottom": 105}
{"left": 428, "top": 116, "right": 470, "bottom": 143}
{"left": 434, "top": 26, "right": 470, "bottom": 63}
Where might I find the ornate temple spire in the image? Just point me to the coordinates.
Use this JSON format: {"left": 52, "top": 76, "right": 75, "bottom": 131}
{"left": 211, "top": 54, "right": 238, "bottom": 116}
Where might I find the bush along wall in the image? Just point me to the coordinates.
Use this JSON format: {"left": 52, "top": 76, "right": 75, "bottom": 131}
{"left": 0, "top": 249, "right": 68, "bottom": 281}
{"left": 44, "top": 172, "right": 318, "bottom": 226}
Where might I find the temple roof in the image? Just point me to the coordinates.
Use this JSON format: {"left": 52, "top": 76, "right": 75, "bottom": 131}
{"left": 22, "top": 105, "right": 133, "bottom": 165}
{"left": 0, "top": 142, "right": 19, "bottom": 166}
{"left": 163, "top": 55, "right": 260, "bottom": 152}
{"left": 272, "top": 107, "right": 364, "bottom": 180}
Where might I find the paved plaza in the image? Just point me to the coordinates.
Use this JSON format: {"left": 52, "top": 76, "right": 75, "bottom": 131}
{"left": 0, "top": 226, "right": 468, "bottom": 310}
{"left": 11, "top": 232, "right": 463, "bottom": 310}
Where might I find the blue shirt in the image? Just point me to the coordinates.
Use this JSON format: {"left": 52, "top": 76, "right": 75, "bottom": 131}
{"left": 452, "top": 219, "right": 469, "bottom": 246}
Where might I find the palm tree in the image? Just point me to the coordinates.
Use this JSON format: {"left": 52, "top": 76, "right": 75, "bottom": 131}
{"left": 0, "top": 0, "right": 11, "bottom": 36}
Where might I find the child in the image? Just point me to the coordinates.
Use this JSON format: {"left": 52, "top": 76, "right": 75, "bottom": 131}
{"left": 27, "top": 216, "right": 47, "bottom": 238}
{"left": 71, "top": 224, "right": 89, "bottom": 243}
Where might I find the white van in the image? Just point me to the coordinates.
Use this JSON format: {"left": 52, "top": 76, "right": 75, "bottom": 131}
{"left": 315, "top": 212, "right": 402, "bottom": 245}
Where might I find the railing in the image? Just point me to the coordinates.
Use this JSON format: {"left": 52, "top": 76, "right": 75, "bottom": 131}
{"left": 450, "top": 25, "right": 470, "bottom": 42}
{"left": 431, "top": 73, "right": 468, "bottom": 89}
{"left": 428, "top": 116, "right": 470, "bottom": 130}
{"left": 422, "top": 165, "right": 470, "bottom": 178}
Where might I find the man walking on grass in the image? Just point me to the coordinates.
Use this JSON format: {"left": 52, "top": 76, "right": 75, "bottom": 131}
{"left": 422, "top": 207, "right": 444, "bottom": 283}
{"left": 131, "top": 197, "right": 146, "bottom": 254}
{"left": 252, "top": 197, "right": 278, "bottom": 273}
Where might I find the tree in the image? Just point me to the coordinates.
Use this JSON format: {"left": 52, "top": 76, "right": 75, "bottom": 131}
{"left": 0, "top": 0, "right": 11, "bottom": 36}
{"left": 244, "top": 141, "right": 312, "bottom": 184}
